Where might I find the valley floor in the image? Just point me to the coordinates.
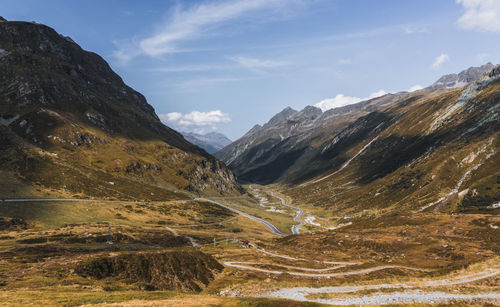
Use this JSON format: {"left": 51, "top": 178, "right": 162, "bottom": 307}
{"left": 1, "top": 185, "right": 500, "bottom": 306}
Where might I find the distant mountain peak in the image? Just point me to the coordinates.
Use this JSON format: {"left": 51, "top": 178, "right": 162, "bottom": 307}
{"left": 264, "top": 107, "right": 297, "bottom": 128}
{"left": 182, "top": 131, "right": 232, "bottom": 154}
{"left": 428, "top": 62, "right": 495, "bottom": 90}
{"left": 291, "top": 105, "right": 322, "bottom": 121}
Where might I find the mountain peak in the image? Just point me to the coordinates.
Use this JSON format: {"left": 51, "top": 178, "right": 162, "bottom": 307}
{"left": 428, "top": 62, "right": 495, "bottom": 90}
{"left": 181, "top": 132, "right": 232, "bottom": 154}
{"left": 0, "top": 19, "right": 240, "bottom": 197}
{"left": 264, "top": 107, "right": 297, "bottom": 128}
{"left": 291, "top": 105, "right": 322, "bottom": 121}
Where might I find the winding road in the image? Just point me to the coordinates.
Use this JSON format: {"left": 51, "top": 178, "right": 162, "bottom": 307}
{"left": 194, "top": 198, "right": 287, "bottom": 236}
{"left": 1, "top": 197, "right": 288, "bottom": 236}
{"left": 269, "top": 191, "right": 304, "bottom": 234}
{"left": 225, "top": 245, "right": 500, "bottom": 305}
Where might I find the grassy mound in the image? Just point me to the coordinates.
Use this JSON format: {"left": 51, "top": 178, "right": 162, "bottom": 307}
{"left": 75, "top": 250, "right": 223, "bottom": 292}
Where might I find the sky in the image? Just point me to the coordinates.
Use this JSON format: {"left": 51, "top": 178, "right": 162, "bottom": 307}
{"left": 2, "top": 0, "right": 500, "bottom": 140}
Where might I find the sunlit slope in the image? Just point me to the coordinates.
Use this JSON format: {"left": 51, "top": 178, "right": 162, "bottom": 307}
{"left": 287, "top": 67, "right": 500, "bottom": 215}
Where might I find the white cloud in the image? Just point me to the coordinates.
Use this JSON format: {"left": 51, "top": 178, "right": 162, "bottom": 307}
{"left": 114, "top": 0, "right": 289, "bottom": 62}
{"left": 159, "top": 110, "right": 231, "bottom": 131}
{"left": 148, "top": 64, "right": 229, "bottom": 73}
{"left": 408, "top": 84, "right": 424, "bottom": 92}
{"left": 477, "top": 52, "right": 490, "bottom": 62}
{"left": 432, "top": 53, "right": 449, "bottom": 69}
{"left": 168, "top": 77, "right": 243, "bottom": 91}
{"left": 230, "top": 56, "right": 287, "bottom": 69}
{"left": 368, "top": 90, "right": 387, "bottom": 99}
{"left": 403, "top": 25, "right": 428, "bottom": 34}
{"left": 337, "top": 58, "right": 352, "bottom": 65}
{"left": 314, "top": 90, "right": 387, "bottom": 112}
{"left": 456, "top": 0, "right": 500, "bottom": 32}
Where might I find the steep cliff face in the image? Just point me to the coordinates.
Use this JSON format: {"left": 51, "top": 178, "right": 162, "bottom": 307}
{"left": 0, "top": 19, "right": 241, "bottom": 199}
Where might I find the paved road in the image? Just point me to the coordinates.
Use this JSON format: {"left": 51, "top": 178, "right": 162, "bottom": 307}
{"left": 1, "top": 197, "right": 288, "bottom": 236}
{"left": 0, "top": 198, "right": 100, "bottom": 202}
{"left": 270, "top": 192, "right": 304, "bottom": 235}
{"left": 194, "top": 198, "right": 287, "bottom": 236}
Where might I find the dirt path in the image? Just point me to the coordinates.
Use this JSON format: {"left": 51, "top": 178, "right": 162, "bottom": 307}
{"left": 258, "top": 265, "right": 500, "bottom": 305}
{"left": 224, "top": 261, "right": 425, "bottom": 278}
{"left": 225, "top": 245, "right": 500, "bottom": 305}
{"left": 164, "top": 226, "right": 199, "bottom": 247}
{"left": 264, "top": 290, "right": 500, "bottom": 306}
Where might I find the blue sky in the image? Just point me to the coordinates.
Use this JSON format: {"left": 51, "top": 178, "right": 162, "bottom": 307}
{"left": 3, "top": 0, "right": 500, "bottom": 139}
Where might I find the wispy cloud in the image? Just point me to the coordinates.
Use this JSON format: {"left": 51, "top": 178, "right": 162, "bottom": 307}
{"left": 408, "top": 84, "right": 424, "bottom": 92}
{"left": 403, "top": 25, "right": 429, "bottom": 34}
{"left": 113, "top": 0, "right": 292, "bottom": 63}
{"left": 432, "top": 53, "right": 449, "bottom": 69}
{"left": 314, "top": 90, "right": 387, "bottom": 112}
{"left": 337, "top": 58, "right": 352, "bottom": 65}
{"left": 167, "top": 77, "right": 244, "bottom": 91}
{"left": 159, "top": 110, "right": 231, "bottom": 132}
{"left": 456, "top": 0, "right": 500, "bottom": 32}
{"left": 477, "top": 53, "right": 490, "bottom": 62}
{"left": 148, "top": 64, "right": 229, "bottom": 73}
{"left": 230, "top": 56, "right": 287, "bottom": 71}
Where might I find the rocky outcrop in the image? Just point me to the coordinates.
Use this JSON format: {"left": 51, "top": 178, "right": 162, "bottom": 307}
{"left": 75, "top": 251, "right": 223, "bottom": 292}
{"left": 427, "top": 63, "right": 495, "bottom": 90}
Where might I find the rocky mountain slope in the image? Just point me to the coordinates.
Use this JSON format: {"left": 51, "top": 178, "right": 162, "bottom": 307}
{"left": 182, "top": 132, "right": 231, "bottom": 154}
{"left": 286, "top": 67, "right": 500, "bottom": 215}
{"left": 216, "top": 64, "right": 497, "bottom": 185}
{"left": 427, "top": 63, "right": 495, "bottom": 90}
{"left": 0, "top": 18, "right": 241, "bottom": 200}
{"left": 215, "top": 93, "right": 406, "bottom": 183}
{"left": 217, "top": 64, "right": 499, "bottom": 214}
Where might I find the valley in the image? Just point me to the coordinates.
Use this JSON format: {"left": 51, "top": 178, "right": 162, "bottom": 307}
{"left": 0, "top": 16, "right": 499, "bottom": 307}
{"left": 2, "top": 184, "right": 499, "bottom": 305}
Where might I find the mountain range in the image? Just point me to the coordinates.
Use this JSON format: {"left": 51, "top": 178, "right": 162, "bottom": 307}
{"left": 216, "top": 63, "right": 500, "bottom": 214}
{"left": 181, "top": 132, "right": 231, "bottom": 154}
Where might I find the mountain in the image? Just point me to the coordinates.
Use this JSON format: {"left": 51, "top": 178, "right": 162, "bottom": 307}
{"left": 0, "top": 19, "right": 241, "bottom": 200}
{"left": 286, "top": 66, "right": 500, "bottom": 215}
{"left": 217, "top": 64, "right": 497, "bottom": 185}
{"left": 215, "top": 92, "right": 406, "bottom": 183}
{"left": 181, "top": 132, "right": 232, "bottom": 154}
{"left": 217, "top": 63, "right": 500, "bottom": 214}
{"left": 427, "top": 63, "right": 495, "bottom": 90}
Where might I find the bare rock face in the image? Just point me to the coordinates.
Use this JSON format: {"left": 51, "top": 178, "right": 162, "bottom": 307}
{"left": 427, "top": 63, "right": 495, "bottom": 90}
{"left": 0, "top": 20, "right": 241, "bottom": 198}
